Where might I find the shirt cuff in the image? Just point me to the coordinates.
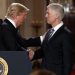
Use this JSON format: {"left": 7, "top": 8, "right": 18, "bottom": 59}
{"left": 40, "top": 36, "right": 43, "bottom": 43}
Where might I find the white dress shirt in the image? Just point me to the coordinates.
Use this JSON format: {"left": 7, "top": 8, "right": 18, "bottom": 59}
{"left": 40, "top": 21, "right": 63, "bottom": 43}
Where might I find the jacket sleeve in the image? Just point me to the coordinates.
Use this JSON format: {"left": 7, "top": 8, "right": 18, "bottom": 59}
{"left": 18, "top": 36, "right": 41, "bottom": 47}
{"left": 32, "top": 48, "right": 44, "bottom": 60}
{"left": 62, "top": 33, "right": 73, "bottom": 75}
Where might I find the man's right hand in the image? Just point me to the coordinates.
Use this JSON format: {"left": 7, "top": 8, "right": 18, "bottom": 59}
{"left": 27, "top": 49, "right": 34, "bottom": 60}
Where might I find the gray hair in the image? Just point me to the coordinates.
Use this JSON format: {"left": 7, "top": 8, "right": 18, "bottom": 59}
{"left": 47, "top": 3, "right": 64, "bottom": 20}
{"left": 6, "top": 3, "right": 29, "bottom": 18}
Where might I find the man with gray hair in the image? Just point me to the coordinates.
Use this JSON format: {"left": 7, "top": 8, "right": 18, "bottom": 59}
{"left": 29, "top": 3, "right": 73, "bottom": 75}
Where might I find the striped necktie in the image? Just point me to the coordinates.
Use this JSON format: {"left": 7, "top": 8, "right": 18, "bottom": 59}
{"left": 44, "top": 28, "right": 54, "bottom": 41}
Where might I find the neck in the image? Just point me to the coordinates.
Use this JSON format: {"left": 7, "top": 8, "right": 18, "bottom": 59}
{"left": 52, "top": 20, "right": 61, "bottom": 27}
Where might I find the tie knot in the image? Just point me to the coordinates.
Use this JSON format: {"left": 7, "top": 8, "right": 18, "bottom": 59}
{"left": 43, "top": 28, "right": 54, "bottom": 42}
{"left": 48, "top": 28, "right": 54, "bottom": 33}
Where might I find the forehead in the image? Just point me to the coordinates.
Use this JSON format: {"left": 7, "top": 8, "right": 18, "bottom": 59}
{"left": 46, "top": 7, "right": 55, "bottom": 13}
{"left": 20, "top": 11, "right": 28, "bottom": 15}
{"left": 47, "top": 5, "right": 53, "bottom": 11}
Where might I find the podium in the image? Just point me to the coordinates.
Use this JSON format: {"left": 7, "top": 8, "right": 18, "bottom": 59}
{"left": 0, "top": 51, "right": 32, "bottom": 75}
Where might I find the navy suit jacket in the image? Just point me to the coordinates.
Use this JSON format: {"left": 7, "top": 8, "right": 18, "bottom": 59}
{"left": 0, "top": 19, "right": 41, "bottom": 51}
{"left": 34, "top": 25, "right": 73, "bottom": 75}
{"left": 0, "top": 19, "right": 41, "bottom": 75}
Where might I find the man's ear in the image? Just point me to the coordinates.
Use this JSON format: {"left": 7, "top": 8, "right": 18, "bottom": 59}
{"left": 55, "top": 13, "right": 60, "bottom": 19}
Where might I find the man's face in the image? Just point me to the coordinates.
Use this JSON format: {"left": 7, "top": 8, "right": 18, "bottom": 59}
{"left": 16, "top": 12, "right": 28, "bottom": 27}
{"left": 45, "top": 8, "right": 58, "bottom": 25}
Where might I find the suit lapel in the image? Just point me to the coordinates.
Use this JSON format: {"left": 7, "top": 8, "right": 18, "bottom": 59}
{"left": 48, "top": 25, "right": 65, "bottom": 42}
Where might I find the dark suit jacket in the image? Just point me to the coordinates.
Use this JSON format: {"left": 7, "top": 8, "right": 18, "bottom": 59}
{"left": 0, "top": 19, "right": 6, "bottom": 50}
{"left": 0, "top": 19, "right": 41, "bottom": 75}
{"left": 0, "top": 19, "right": 41, "bottom": 51}
{"left": 34, "top": 25, "right": 73, "bottom": 75}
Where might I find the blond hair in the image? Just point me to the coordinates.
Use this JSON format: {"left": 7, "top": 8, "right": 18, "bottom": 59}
{"left": 6, "top": 3, "right": 29, "bottom": 18}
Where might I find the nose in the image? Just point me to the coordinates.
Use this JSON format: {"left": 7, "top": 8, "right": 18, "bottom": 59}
{"left": 45, "top": 14, "right": 47, "bottom": 18}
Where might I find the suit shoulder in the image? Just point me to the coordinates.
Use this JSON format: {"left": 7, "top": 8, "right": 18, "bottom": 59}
{"left": 59, "top": 26, "right": 73, "bottom": 40}
{"left": 1, "top": 21, "right": 8, "bottom": 26}
{"left": 60, "top": 27, "right": 73, "bottom": 41}
{"left": 63, "top": 27, "right": 72, "bottom": 35}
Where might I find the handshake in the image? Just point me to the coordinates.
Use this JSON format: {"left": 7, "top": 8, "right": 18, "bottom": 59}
{"left": 27, "top": 49, "right": 35, "bottom": 60}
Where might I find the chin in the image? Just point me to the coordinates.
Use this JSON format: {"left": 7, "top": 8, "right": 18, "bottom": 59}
{"left": 47, "top": 22, "right": 50, "bottom": 24}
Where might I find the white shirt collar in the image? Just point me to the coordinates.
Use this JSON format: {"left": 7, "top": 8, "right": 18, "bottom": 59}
{"left": 6, "top": 18, "right": 16, "bottom": 28}
{"left": 40, "top": 21, "right": 63, "bottom": 43}
{"left": 53, "top": 21, "right": 63, "bottom": 32}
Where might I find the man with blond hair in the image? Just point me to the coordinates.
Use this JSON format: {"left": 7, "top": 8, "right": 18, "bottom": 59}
{"left": 1, "top": 3, "right": 29, "bottom": 50}
{"left": 1, "top": 3, "right": 40, "bottom": 51}
{"left": 0, "top": 3, "right": 40, "bottom": 75}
